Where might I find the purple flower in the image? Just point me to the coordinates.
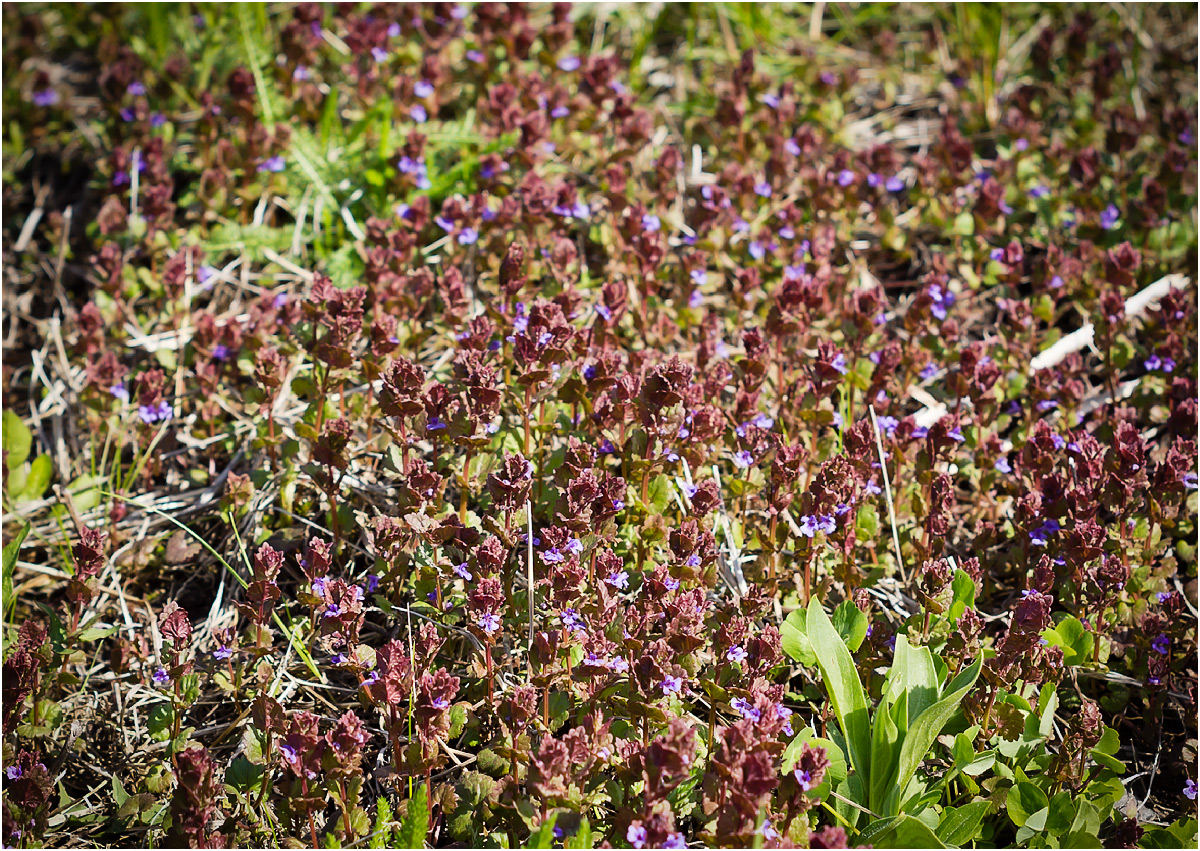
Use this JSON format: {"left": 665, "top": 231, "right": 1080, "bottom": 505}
{"left": 213, "top": 645, "right": 233, "bottom": 661}
{"left": 685, "top": 554, "right": 701, "bottom": 568}
{"left": 605, "top": 570, "right": 629, "bottom": 590}
{"left": 557, "top": 56, "right": 581, "bottom": 72}
{"left": 427, "top": 416, "right": 447, "bottom": 432}
{"left": 760, "top": 93, "right": 780, "bottom": 109}
{"left": 755, "top": 181, "right": 773, "bottom": 197}
{"left": 760, "top": 819, "right": 779, "bottom": 841}
{"left": 370, "top": 46, "right": 389, "bottom": 63}
{"left": 690, "top": 268, "right": 707, "bottom": 285}
{"left": 627, "top": 825, "right": 648, "bottom": 849}
{"left": 948, "top": 426, "right": 965, "bottom": 443}
{"left": 453, "top": 562, "right": 473, "bottom": 582}
{"left": 928, "top": 284, "right": 957, "bottom": 321}
{"left": 279, "top": 743, "right": 298, "bottom": 764}
{"left": 733, "top": 450, "right": 754, "bottom": 469}
{"left": 886, "top": 176, "right": 905, "bottom": 192}
{"left": 1152, "top": 634, "right": 1170, "bottom": 655}
{"left": 688, "top": 289, "right": 703, "bottom": 309}
{"left": 258, "top": 156, "right": 286, "bottom": 173}
{"left": 212, "top": 344, "right": 229, "bottom": 361}
{"left": 731, "top": 697, "right": 759, "bottom": 721}
{"left": 785, "top": 138, "right": 801, "bottom": 156}
{"left": 865, "top": 480, "right": 882, "bottom": 496}
{"left": 663, "top": 576, "right": 680, "bottom": 591}
{"left": 560, "top": 609, "right": 585, "bottom": 632}
{"left": 466, "top": 49, "right": 485, "bottom": 63}
{"left": 1185, "top": 779, "right": 1197, "bottom": 800}
{"left": 323, "top": 602, "right": 341, "bottom": 619}
{"left": 662, "top": 833, "right": 687, "bottom": 849}
{"left": 877, "top": 415, "right": 898, "bottom": 435}
{"left": 660, "top": 675, "right": 684, "bottom": 695}
{"left": 752, "top": 413, "right": 774, "bottom": 430}
{"left": 837, "top": 169, "right": 855, "bottom": 187}
{"left": 748, "top": 240, "right": 765, "bottom": 260}
{"left": 127, "top": 81, "right": 146, "bottom": 96}
{"left": 411, "top": 104, "right": 427, "bottom": 123}
{"left": 110, "top": 384, "right": 130, "bottom": 403}
{"left": 726, "top": 646, "right": 748, "bottom": 664}
{"left": 138, "top": 401, "right": 172, "bottom": 424}
{"left": 457, "top": 227, "right": 478, "bottom": 245}
{"left": 414, "top": 80, "right": 434, "bottom": 98}
{"left": 995, "top": 456, "right": 1013, "bottom": 474}
{"left": 5, "top": 766, "right": 22, "bottom": 780}
{"left": 1029, "top": 185, "right": 1049, "bottom": 199}
{"left": 642, "top": 213, "right": 661, "bottom": 232}
{"left": 794, "top": 767, "right": 814, "bottom": 790}
{"left": 830, "top": 352, "right": 849, "bottom": 375}
{"left": 152, "top": 667, "right": 170, "bottom": 687}
{"left": 776, "top": 704, "right": 794, "bottom": 736}
{"left": 475, "top": 612, "right": 501, "bottom": 635}
{"left": 364, "top": 574, "right": 380, "bottom": 593}
{"left": 31, "top": 88, "right": 59, "bottom": 107}
{"left": 1099, "top": 204, "right": 1120, "bottom": 230}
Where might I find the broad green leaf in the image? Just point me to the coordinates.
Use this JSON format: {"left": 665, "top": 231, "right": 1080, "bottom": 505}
{"left": 885, "top": 655, "right": 982, "bottom": 816}
{"left": 869, "top": 695, "right": 900, "bottom": 815}
{"left": 861, "top": 814, "right": 946, "bottom": 849}
{"left": 1006, "top": 780, "right": 1048, "bottom": 828}
{"left": 780, "top": 608, "right": 815, "bottom": 666}
{"left": 806, "top": 597, "right": 871, "bottom": 787}
{"left": 937, "top": 800, "right": 989, "bottom": 846}
{"left": 1041, "top": 615, "right": 1092, "bottom": 665}
{"left": 19, "top": 454, "right": 53, "bottom": 502}
{"left": 832, "top": 599, "right": 869, "bottom": 652}
{"left": 395, "top": 784, "right": 429, "bottom": 848}
{"left": 895, "top": 633, "right": 938, "bottom": 728}
{"left": 948, "top": 569, "right": 976, "bottom": 622}
{"left": 147, "top": 703, "right": 175, "bottom": 742}
{"left": 3, "top": 409, "right": 31, "bottom": 468}
{"left": 225, "top": 755, "right": 265, "bottom": 793}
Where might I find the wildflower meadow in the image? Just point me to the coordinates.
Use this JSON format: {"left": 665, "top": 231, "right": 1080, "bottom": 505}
{"left": 2, "top": 3, "right": 1197, "bottom": 848}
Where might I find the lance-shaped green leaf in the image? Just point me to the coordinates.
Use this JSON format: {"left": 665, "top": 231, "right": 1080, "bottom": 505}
{"left": 883, "top": 655, "right": 983, "bottom": 816}
{"left": 806, "top": 596, "right": 871, "bottom": 787}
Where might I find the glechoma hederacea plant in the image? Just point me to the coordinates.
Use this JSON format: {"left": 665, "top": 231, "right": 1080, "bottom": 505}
{"left": 1, "top": 3, "right": 1197, "bottom": 848}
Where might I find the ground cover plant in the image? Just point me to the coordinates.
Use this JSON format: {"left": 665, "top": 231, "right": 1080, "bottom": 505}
{"left": 1, "top": 3, "right": 1197, "bottom": 848}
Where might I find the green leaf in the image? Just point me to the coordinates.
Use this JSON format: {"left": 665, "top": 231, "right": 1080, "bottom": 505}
{"left": 566, "top": 817, "right": 594, "bottom": 849}
{"left": 225, "top": 755, "right": 265, "bottom": 793}
{"left": 3, "top": 409, "right": 32, "bottom": 468}
{"left": 884, "top": 655, "right": 982, "bottom": 816}
{"left": 19, "top": 454, "right": 53, "bottom": 501}
{"left": 528, "top": 813, "right": 558, "bottom": 849}
{"left": 396, "top": 785, "right": 429, "bottom": 848}
{"left": 947, "top": 569, "right": 976, "bottom": 622}
{"left": 860, "top": 814, "right": 946, "bottom": 849}
{"left": 370, "top": 796, "right": 394, "bottom": 848}
{"left": 806, "top": 597, "right": 871, "bottom": 788}
{"left": 76, "top": 624, "right": 119, "bottom": 643}
{"left": 2, "top": 522, "right": 28, "bottom": 619}
{"left": 1006, "top": 780, "right": 1048, "bottom": 828}
{"left": 147, "top": 703, "right": 175, "bottom": 742}
{"left": 780, "top": 608, "right": 815, "bottom": 666}
{"left": 868, "top": 688, "right": 900, "bottom": 813}
{"left": 832, "top": 599, "right": 869, "bottom": 652}
{"left": 937, "top": 801, "right": 989, "bottom": 846}
{"left": 1041, "top": 615, "right": 1092, "bottom": 665}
